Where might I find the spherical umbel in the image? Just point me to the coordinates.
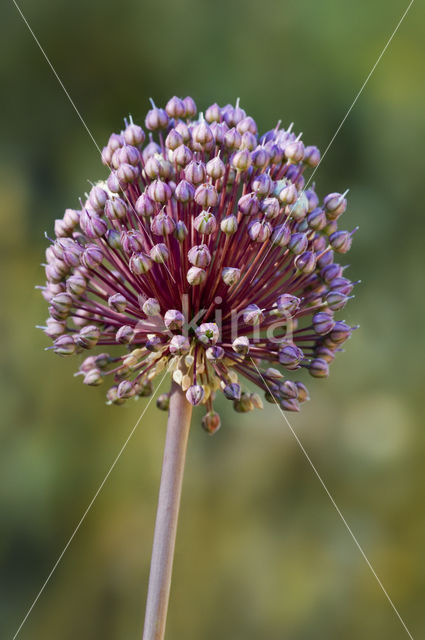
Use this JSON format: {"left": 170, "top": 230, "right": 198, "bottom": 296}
{"left": 39, "top": 97, "right": 356, "bottom": 432}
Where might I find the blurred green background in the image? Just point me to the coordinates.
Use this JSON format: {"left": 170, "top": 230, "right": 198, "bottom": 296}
{"left": 1, "top": 0, "right": 424, "bottom": 638}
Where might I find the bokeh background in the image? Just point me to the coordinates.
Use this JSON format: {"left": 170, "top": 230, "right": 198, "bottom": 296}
{"left": 1, "top": 0, "right": 424, "bottom": 638}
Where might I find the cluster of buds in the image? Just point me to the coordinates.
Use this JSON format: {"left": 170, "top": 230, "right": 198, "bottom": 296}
{"left": 40, "top": 97, "right": 356, "bottom": 434}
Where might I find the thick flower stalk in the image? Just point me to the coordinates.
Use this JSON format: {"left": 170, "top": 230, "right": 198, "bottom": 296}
{"left": 40, "top": 96, "right": 356, "bottom": 432}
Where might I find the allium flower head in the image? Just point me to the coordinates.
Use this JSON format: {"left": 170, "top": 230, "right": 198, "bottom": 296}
{"left": 40, "top": 97, "right": 356, "bottom": 429}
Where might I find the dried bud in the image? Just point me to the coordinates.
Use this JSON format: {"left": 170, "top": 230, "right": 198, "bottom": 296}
{"left": 202, "top": 411, "right": 221, "bottom": 434}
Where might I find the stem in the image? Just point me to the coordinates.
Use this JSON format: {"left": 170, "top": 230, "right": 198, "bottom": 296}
{"left": 142, "top": 382, "right": 192, "bottom": 640}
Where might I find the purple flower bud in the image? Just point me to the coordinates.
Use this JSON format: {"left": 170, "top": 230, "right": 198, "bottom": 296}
{"left": 232, "top": 149, "right": 252, "bottom": 171}
{"left": 325, "top": 291, "right": 349, "bottom": 311}
{"left": 278, "top": 344, "right": 303, "bottom": 369}
{"left": 104, "top": 197, "right": 128, "bottom": 221}
{"left": 108, "top": 293, "right": 127, "bottom": 313}
{"left": 66, "top": 273, "right": 86, "bottom": 297}
{"left": 206, "top": 156, "right": 225, "bottom": 179}
{"left": 224, "top": 127, "right": 242, "bottom": 150}
{"left": 174, "top": 179, "right": 195, "bottom": 203}
{"left": 165, "top": 129, "right": 183, "bottom": 151}
{"left": 205, "top": 103, "right": 221, "bottom": 123}
{"left": 192, "top": 121, "right": 214, "bottom": 147}
{"left": 278, "top": 182, "right": 298, "bottom": 205}
{"left": 295, "top": 381, "right": 310, "bottom": 402}
{"left": 108, "top": 133, "right": 124, "bottom": 151}
{"left": 276, "top": 294, "right": 301, "bottom": 316}
{"left": 76, "top": 325, "right": 101, "bottom": 349}
{"left": 280, "top": 397, "right": 300, "bottom": 412}
{"left": 307, "top": 207, "right": 327, "bottom": 231}
{"left": 223, "top": 383, "right": 241, "bottom": 401}
{"left": 186, "top": 384, "right": 205, "bottom": 406}
{"left": 288, "top": 232, "right": 308, "bottom": 254}
{"left": 238, "top": 193, "right": 260, "bottom": 217}
{"left": 123, "top": 123, "right": 145, "bottom": 146}
{"left": 237, "top": 116, "right": 258, "bottom": 135}
{"left": 164, "top": 309, "right": 185, "bottom": 330}
{"left": 116, "top": 163, "right": 139, "bottom": 184}
{"left": 106, "top": 229, "right": 122, "bottom": 249}
{"left": 151, "top": 212, "right": 176, "bottom": 235}
{"left": 51, "top": 292, "right": 73, "bottom": 316}
{"left": 142, "top": 298, "right": 161, "bottom": 316}
{"left": 173, "top": 144, "right": 192, "bottom": 167}
{"left": 169, "top": 334, "right": 190, "bottom": 355}
{"left": 309, "top": 358, "right": 329, "bottom": 378}
{"left": 106, "top": 171, "right": 121, "bottom": 193}
{"left": 174, "top": 121, "right": 191, "bottom": 143}
{"left": 222, "top": 267, "right": 241, "bottom": 286}
{"left": 251, "top": 146, "right": 270, "bottom": 168}
{"left": 194, "top": 211, "right": 217, "bottom": 235}
{"left": 117, "top": 145, "right": 140, "bottom": 166}
{"left": 202, "top": 411, "right": 221, "bottom": 435}
{"left": 150, "top": 243, "right": 169, "bottom": 263}
{"left": 304, "top": 145, "right": 321, "bottom": 167}
{"left": 44, "top": 317, "right": 66, "bottom": 339}
{"left": 329, "top": 321, "right": 352, "bottom": 344}
{"left": 232, "top": 336, "right": 250, "bottom": 354}
{"left": 210, "top": 122, "right": 228, "bottom": 146}
{"left": 184, "top": 161, "right": 206, "bottom": 185}
{"left": 116, "top": 325, "right": 134, "bottom": 344}
{"left": 121, "top": 230, "right": 145, "bottom": 254}
{"left": 242, "top": 304, "right": 264, "bottom": 325}
{"left": 134, "top": 193, "right": 155, "bottom": 218}
{"left": 280, "top": 380, "right": 298, "bottom": 399}
{"left": 223, "top": 104, "right": 246, "bottom": 127}
{"left": 220, "top": 215, "right": 238, "bottom": 235}
{"left": 324, "top": 192, "right": 347, "bottom": 219}
{"left": 188, "top": 244, "right": 211, "bottom": 268}
{"left": 294, "top": 251, "right": 316, "bottom": 274}
{"left": 252, "top": 173, "right": 273, "bottom": 198}
{"left": 320, "top": 263, "right": 343, "bottom": 283}
{"left": 329, "top": 230, "right": 352, "bottom": 254}
{"left": 187, "top": 266, "right": 206, "bottom": 285}
{"left": 81, "top": 244, "right": 103, "bottom": 269}
{"left": 53, "top": 334, "right": 75, "bottom": 355}
{"left": 165, "top": 96, "right": 186, "bottom": 119}
{"left": 260, "top": 197, "right": 280, "bottom": 219}
{"left": 183, "top": 96, "right": 197, "bottom": 118}
{"left": 330, "top": 276, "right": 353, "bottom": 295}
{"left": 79, "top": 209, "right": 108, "bottom": 239}
{"left": 285, "top": 139, "right": 305, "bottom": 163}
{"left": 129, "top": 252, "right": 153, "bottom": 275}
{"left": 272, "top": 223, "right": 291, "bottom": 247}
{"left": 206, "top": 345, "right": 225, "bottom": 361}
{"left": 174, "top": 220, "right": 189, "bottom": 242}
{"left": 312, "top": 312, "right": 335, "bottom": 335}
{"left": 195, "top": 322, "right": 219, "bottom": 346}
{"left": 147, "top": 179, "right": 172, "bottom": 204}
{"left": 194, "top": 183, "right": 218, "bottom": 208}
{"left": 145, "top": 106, "right": 169, "bottom": 131}
{"left": 63, "top": 208, "right": 80, "bottom": 231}
{"left": 83, "top": 368, "right": 103, "bottom": 386}
{"left": 248, "top": 220, "right": 272, "bottom": 243}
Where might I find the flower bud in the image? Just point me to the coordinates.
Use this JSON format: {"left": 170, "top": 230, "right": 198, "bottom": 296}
{"left": 261, "top": 197, "right": 280, "bottom": 220}
{"left": 174, "top": 220, "right": 189, "bottom": 242}
{"left": 66, "top": 273, "right": 86, "bottom": 297}
{"left": 320, "top": 263, "right": 342, "bottom": 283}
{"left": 105, "top": 197, "right": 128, "bottom": 221}
{"left": 290, "top": 193, "right": 309, "bottom": 221}
{"left": 183, "top": 96, "right": 197, "bottom": 118}
{"left": 175, "top": 179, "right": 195, "bottom": 203}
{"left": 280, "top": 397, "right": 300, "bottom": 412}
{"left": 116, "top": 325, "right": 134, "bottom": 344}
{"left": 202, "top": 411, "right": 221, "bottom": 435}
{"left": 123, "top": 122, "right": 145, "bottom": 146}
{"left": 278, "top": 181, "right": 298, "bottom": 205}
{"left": 79, "top": 209, "right": 107, "bottom": 239}
{"left": 129, "top": 252, "right": 153, "bottom": 275}
{"left": 140, "top": 298, "right": 159, "bottom": 317}
{"left": 275, "top": 294, "right": 300, "bottom": 316}
{"left": 134, "top": 193, "right": 155, "bottom": 219}
{"left": 188, "top": 244, "right": 211, "bottom": 268}
{"left": 145, "top": 106, "right": 169, "bottom": 131}
{"left": 312, "top": 312, "right": 335, "bottom": 335}
{"left": 223, "top": 383, "right": 241, "bottom": 401}
{"left": 156, "top": 393, "right": 170, "bottom": 411}
{"left": 76, "top": 325, "right": 100, "bottom": 349}
{"left": 81, "top": 244, "right": 103, "bottom": 269}
{"left": 303, "top": 145, "right": 320, "bottom": 167}
{"left": 224, "top": 127, "right": 242, "bottom": 150}
{"left": 234, "top": 393, "right": 254, "bottom": 413}
{"left": 165, "top": 96, "right": 186, "bottom": 119}
{"left": 288, "top": 232, "right": 308, "bottom": 254}
{"left": 169, "top": 334, "right": 190, "bottom": 355}
{"left": 184, "top": 161, "right": 206, "bottom": 185}
{"left": 106, "top": 229, "right": 122, "bottom": 249}
{"left": 194, "top": 183, "right": 218, "bottom": 208}
{"left": 271, "top": 223, "right": 291, "bottom": 247}
{"left": 164, "top": 309, "right": 185, "bottom": 330}
{"left": 220, "top": 215, "right": 238, "bottom": 235}
{"left": 309, "top": 358, "right": 329, "bottom": 378}
{"left": 187, "top": 266, "right": 207, "bottom": 285}
{"left": 294, "top": 251, "right": 316, "bottom": 274}
{"left": 307, "top": 207, "right": 326, "bottom": 231}
{"left": 232, "top": 336, "right": 250, "bottom": 355}
{"left": 325, "top": 291, "right": 349, "bottom": 311}
{"left": 147, "top": 179, "right": 172, "bottom": 204}
{"left": 295, "top": 381, "right": 310, "bottom": 402}
{"left": 237, "top": 116, "right": 258, "bottom": 135}
{"left": 205, "top": 103, "right": 222, "bottom": 123}
{"left": 186, "top": 384, "right": 205, "bottom": 405}
{"left": 285, "top": 139, "right": 305, "bottom": 163}
{"left": 248, "top": 220, "right": 272, "bottom": 243}
{"left": 324, "top": 192, "right": 347, "bottom": 219}
{"left": 329, "top": 230, "right": 352, "bottom": 254}
{"left": 252, "top": 174, "right": 273, "bottom": 198}
{"left": 232, "top": 149, "right": 252, "bottom": 171}
{"left": 83, "top": 368, "right": 103, "bottom": 386}
{"left": 238, "top": 193, "right": 259, "bottom": 217}
{"left": 151, "top": 212, "right": 176, "bottom": 235}
{"left": 278, "top": 344, "right": 303, "bottom": 369}
{"left": 108, "top": 293, "right": 127, "bottom": 313}
{"left": 242, "top": 304, "right": 264, "bottom": 325}
{"left": 251, "top": 146, "right": 270, "bottom": 168}
{"left": 150, "top": 243, "right": 169, "bottom": 263}
{"left": 146, "top": 335, "right": 162, "bottom": 351}
{"left": 329, "top": 321, "right": 352, "bottom": 344}
{"left": 192, "top": 121, "right": 214, "bottom": 147}
{"left": 53, "top": 334, "right": 76, "bottom": 356}
{"left": 222, "top": 267, "right": 241, "bottom": 286}
{"left": 195, "top": 322, "right": 219, "bottom": 346}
